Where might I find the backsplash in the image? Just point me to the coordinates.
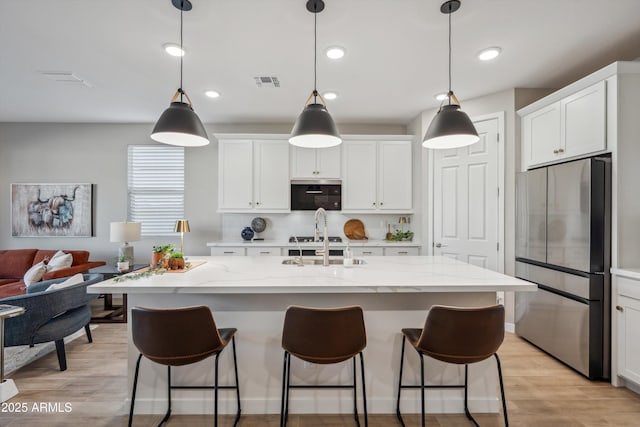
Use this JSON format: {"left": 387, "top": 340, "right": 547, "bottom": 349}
{"left": 221, "top": 212, "right": 414, "bottom": 242}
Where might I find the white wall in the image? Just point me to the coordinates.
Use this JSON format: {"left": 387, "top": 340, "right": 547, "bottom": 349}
{"left": 0, "top": 122, "right": 405, "bottom": 265}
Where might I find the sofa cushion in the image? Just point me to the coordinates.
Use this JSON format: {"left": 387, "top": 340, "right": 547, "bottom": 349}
{"left": 24, "top": 261, "right": 47, "bottom": 286}
{"left": 0, "top": 249, "right": 38, "bottom": 279}
{"left": 0, "top": 282, "right": 26, "bottom": 299}
{"left": 33, "top": 250, "right": 89, "bottom": 267}
{"left": 46, "top": 273, "right": 84, "bottom": 292}
{"left": 46, "top": 251, "right": 73, "bottom": 271}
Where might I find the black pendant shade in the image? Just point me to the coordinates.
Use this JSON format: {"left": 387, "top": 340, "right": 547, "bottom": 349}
{"left": 152, "top": 0, "right": 209, "bottom": 147}
{"left": 290, "top": 103, "right": 341, "bottom": 148}
{"left": 151, "top": 101, "right": 209, "bottom": 147}
{"left": 423, "top": 0, "right": 479, "bottom": 150}
{"left": 423, "top": 104, "right": 479, "bottom": 149}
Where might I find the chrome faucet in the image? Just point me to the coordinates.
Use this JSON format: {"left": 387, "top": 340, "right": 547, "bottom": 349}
{"left": 292, "top": 235, "right": 304, "bottom": 266}
{"left": 314, "top": 208, "right": 330, "bottom": 266}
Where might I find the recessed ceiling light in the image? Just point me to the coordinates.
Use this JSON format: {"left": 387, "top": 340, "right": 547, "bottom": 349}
{"left": 325, "top": 46, "right": 345, "bottom": 60}
{"left": 434, "top": 93, "right": 448, "bottom": 102}
{"left": 477, "top": 47, "right": 501, "bottom": 61}
{"left": 205, "top": 90, "right": 220, "bottom": 98}
{"left": 163, "top": 43, "right": 185, "bottom": 57}
{"left": 323, "top": 92, "right": 338, "bottom": 100}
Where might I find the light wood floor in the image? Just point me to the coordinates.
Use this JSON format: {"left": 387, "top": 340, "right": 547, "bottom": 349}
{"left": 4, "top": 324, "right": 640, "bottom": 426}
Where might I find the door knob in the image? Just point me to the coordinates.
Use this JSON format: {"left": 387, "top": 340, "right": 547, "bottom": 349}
{"left": 616, "top": 305, "right": 624, "bottom": 312}
{"left": 435, "top": 242, "right": 448, "bottom": 248}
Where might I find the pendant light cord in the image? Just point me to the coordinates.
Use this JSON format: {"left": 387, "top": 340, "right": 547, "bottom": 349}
{"left": 179, "top": 2, "right": 184, "bottom": 102}
{"left": 313, "top": 4, "right": 318, "bottom": 103}
{"left": 447, "top": 5, "right": 452, "bottom": 105}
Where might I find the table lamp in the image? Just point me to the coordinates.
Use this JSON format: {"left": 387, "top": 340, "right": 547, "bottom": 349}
{"left": 175, "top": 219, "right": 190, "bottom": 254}
{"left": 110, "top": 222, "right": 141, "bottom": 264}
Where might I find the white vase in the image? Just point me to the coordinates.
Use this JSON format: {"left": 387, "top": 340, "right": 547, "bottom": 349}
{"left": 116, "top": 261, "right": 129, "bottom": 272}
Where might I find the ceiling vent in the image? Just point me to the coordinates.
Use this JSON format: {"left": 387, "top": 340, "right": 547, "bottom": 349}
{"left": 39, "top": 71, "right": 93, "bottom": 87}
{"left": 254, "top": 76, "right": 280, "bottom": 88}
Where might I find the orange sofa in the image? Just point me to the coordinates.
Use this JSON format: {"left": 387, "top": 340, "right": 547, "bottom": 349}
{"left": 0, "top": 249, "right": 105, "bottom": 298}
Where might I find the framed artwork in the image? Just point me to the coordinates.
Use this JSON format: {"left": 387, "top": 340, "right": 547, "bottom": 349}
{"left": 11, "top": 183, "right": 93, "bottom": 237}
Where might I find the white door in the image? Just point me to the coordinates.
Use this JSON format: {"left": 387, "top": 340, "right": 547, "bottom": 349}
{"left": 254, "top": 140, "right": 290, "bottom": 210}
{"left": 432, "top": 118, "right": 500, "bottom": 270}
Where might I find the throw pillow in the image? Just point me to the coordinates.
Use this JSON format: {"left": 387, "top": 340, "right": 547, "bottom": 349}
{"left": 46, "top": 273, "right": 85, "bottom": 292}
{"left": 24, "top": 261, "right": 47, "bottom": 286}
{"left": 46, "top": 250, "right": 73, "bottom": 271}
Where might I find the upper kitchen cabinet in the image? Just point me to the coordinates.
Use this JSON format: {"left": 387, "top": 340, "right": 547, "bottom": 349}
{"left": 342, "top": 138, "right": 413, "bottom": 213}
{"left": 290, "top": 145, "right": 341, "bottom": 179}
{"left": 218, "top": 139, "right": 290, "bottom": 212}
{"left": 521, "top": 80, "right": 606, "bottom": 169}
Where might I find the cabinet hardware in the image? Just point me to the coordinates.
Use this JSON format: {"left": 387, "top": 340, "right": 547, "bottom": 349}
{"left": 260, "top": 251, "right": 270, "bottom": 254}
{"left": 363, "top": 251, "right": 373, "bottom": 255}
{"left": 616, "top": 305, "right": 624, "bottom": 312}
{"left": 398, "top": 251, "right": 408, "bottom": 254}
{"left": 372, "top": 202, "right": 376, "bottom": 206}
{"left": 256, "top": 202, "right": 261, "bottom": 205}
{"left": 558, "top": 148, "right": 564, "bottom": 153}
{"left": 553, "top": 149, "right": 559, "bottom": 154}
{"left": 380, "top": 202, "right": 384, "bottom": 205}
{"left": 249, "top": 202, "right": 252, "bottom": 205}
{"left": 223, "top": 251, "right": 235, "bottom": 254}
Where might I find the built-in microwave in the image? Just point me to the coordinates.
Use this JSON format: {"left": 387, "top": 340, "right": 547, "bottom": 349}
{"left": 290, "top": 180, "right": 341, "bottom": 211}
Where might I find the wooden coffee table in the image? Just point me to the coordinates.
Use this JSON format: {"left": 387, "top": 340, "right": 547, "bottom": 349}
{"left": 89, "top": 264, "right": 147, "bottom": 323}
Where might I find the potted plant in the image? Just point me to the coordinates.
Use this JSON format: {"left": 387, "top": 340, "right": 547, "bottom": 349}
{"left": 116, "top": 255, "right": 130, "bottom": 273}
{"left": 168, "top": 251, "right": 185, "bottom": 270}
{"left": 152, "top": 244, "right": 174, "bottom": 268}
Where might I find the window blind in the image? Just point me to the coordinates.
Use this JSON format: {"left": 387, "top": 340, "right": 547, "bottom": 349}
{"left": 128, "top": 145, "right": 184, "bottom": 237}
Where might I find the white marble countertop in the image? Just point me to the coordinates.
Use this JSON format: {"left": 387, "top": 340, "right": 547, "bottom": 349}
{"left": 611, "top": 268, "right": 640, "bottom": 280}
{"left": 206, "top": 239, "right": 421, "bottom": 247}
{"left": 87, "top": 256, "right": 536, "bottom": 295}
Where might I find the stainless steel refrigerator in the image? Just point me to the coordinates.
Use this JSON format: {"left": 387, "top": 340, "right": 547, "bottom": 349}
{"left": 515, "top": 156, "right": 610, "bottom": 379}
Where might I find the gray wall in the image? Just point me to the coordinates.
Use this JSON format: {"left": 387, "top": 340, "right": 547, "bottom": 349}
{"left": 0, "top": 122, "right": 405, "bottom": 265}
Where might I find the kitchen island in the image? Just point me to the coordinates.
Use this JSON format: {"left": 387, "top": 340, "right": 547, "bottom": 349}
{"left": 87, "top": 256, "right": 535, "bottom": 416}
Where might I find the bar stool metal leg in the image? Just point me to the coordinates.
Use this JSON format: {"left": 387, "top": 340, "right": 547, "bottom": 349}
{"left": 396, "top": 336, "right": 406, "bottom": 427}
{"left": 353, "top": 356, "right": 360, "bottom": 426}
{"left": 231, "top": 336, "right": 241, "bottom": 426}
{"left": 420, "top": 353, "right": 426, "bottom": 427}
{"left": 159, "top": 366, "right": 172, "bottom": 426}
{"left": 128, "top": 354, "right": 143, "bottom": 427}
{"left": 495, "top": 353, "right": 509, "bottom": 427}
{"left": 359, "top": 352, "right": 368, "bottom": 427}
{"left": 214, "top": 353, "right": 220, "bottom": 427}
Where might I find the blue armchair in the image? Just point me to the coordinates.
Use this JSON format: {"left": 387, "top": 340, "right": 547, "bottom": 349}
{"left": 1, "top": 273, "right": 103, "bottom": 371}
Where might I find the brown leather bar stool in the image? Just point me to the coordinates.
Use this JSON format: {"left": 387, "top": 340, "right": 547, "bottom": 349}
{"left": 280, "top": 305, "right": 368, "bottom": 427}
{"left": 128, "top": 306, "right": 241, "bottom": 427}
{"left": 396, "top": 304, "right": 508, "bottom": 427}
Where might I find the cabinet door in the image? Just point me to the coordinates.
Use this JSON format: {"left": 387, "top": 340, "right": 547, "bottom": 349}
{"left": 342, "top": 141, "right": 377, "bottom": 210}
{"left": 316, "top": 145, "right": 341, "bottom": 178}
{"left": 618, "top": 293, "right": 640, "bottom": 385}
{"left": 291, "top": 146, "right": 318, "bottom": 178}
{"left": 219, "top": 140, "right": 253, "bottom": 211}
{"left": 254, "top": 141, "right": 290, "bottom": 210}
{"left": 562, "top": 80, "right": 606, "bottom": 158}
{"left": 523, "top": 102, "right": 561, "bottom": 167}
{"left": 352, "top": 247, "right": 384, "bottom": 256}
{"left": 378, "top": 141, "right": 412, "bottom": 210}
{"left": 246, "top": 247, "right": 282, "bottom": 256}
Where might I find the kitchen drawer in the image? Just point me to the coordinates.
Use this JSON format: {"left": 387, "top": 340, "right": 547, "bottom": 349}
{"left": 246, "top": 247, "right": 282, "bottom": 256}
{"left": 352, "top": 247, "right": 384, "bottom": 256}
{"left": 210, "top": 247, "right": 245, "bottom": 256}
{"left": 385, "top": 247, "right": 419, "bottom": 256}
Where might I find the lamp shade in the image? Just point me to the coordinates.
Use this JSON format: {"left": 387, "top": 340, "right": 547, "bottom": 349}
{"left": 110, "top": 222, "right": 141, "bottom": 243}
{"left": 289, "top": 103, "right": 342, "bottom": 148}
{"left": 151, "top": 101, "right": 209, "bottom": 147}
{"left": 174, "top": 219, "right": 190, "bottom": 233}
{"left": 422, "top": 104, "right": 480, "bottom": 149}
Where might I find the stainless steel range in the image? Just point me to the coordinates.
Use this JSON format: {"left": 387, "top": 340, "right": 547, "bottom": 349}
{"left": 288, "top": 236, "right": 344, "bottom": 257}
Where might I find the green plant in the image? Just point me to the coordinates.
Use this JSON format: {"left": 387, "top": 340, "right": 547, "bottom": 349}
{"left": 388, "top": 230, "right": 414, "bottom": 241}
{"left": 118, "top": 255, "right": 128, "bottom": 263}
{"left": 171, "top": 252, "right": 184, "bottom": 259}
{"left": 152, "top": 244, "right": 174, "bottom": 254}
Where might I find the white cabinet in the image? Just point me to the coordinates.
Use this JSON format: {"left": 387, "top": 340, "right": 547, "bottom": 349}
{"left": 384, "top": 247, "right": 419, "bottom": 256}
{"left": 210, "top": 247, "right": 245, "bottom": 256}
{"left": 218, "top": 140, "right": 290, "bottom": 212}
{"left": 246, "top": 247, "right": 282, "bottom": 256}
{"left": 616, "top": 276, "right": 640, "bottom": 386}
{"left": 342, "top": 140, "right": 413, "bottom": 212}
{"left": 291, "top": 145, "right": 341, "bottom": 179}
{"left": 521, "top": 81, "right": 607, "bottom": 169}
{"left": 352, "top": 247, "right": 384, "bottom": 257}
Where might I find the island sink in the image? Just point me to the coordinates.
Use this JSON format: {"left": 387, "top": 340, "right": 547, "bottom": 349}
{"left": 282, "top": 258, "right": 366, "bottom": 266}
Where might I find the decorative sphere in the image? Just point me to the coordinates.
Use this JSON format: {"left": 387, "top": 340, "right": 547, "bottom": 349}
{"left": 241, "top": 227, "right": 254, "bottom": 241}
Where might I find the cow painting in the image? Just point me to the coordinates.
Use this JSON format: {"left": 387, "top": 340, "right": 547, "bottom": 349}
{"left": 11, "top": 184, "right": 93, "bottom": 237}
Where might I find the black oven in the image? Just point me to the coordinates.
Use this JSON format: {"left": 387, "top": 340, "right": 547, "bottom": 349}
{"left": 288, "top": 249, "right": 344, "bottom": 257}
{"left": 290, "top": 180, "right": 341, "bottom": 211}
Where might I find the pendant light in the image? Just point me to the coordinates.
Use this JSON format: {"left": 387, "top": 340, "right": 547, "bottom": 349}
{"left": 289, "top": 0, "right": 341, "bottom": 149}
{"left": 151, "top": 0, "right": 209, "bottom": 147}
{"left": 423, "top": 0, "right": 479, "bottom": 149}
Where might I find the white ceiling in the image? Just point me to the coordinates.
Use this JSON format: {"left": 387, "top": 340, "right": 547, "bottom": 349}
{"left": 1, "top": 0, "right": 640, "bottom": 125}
